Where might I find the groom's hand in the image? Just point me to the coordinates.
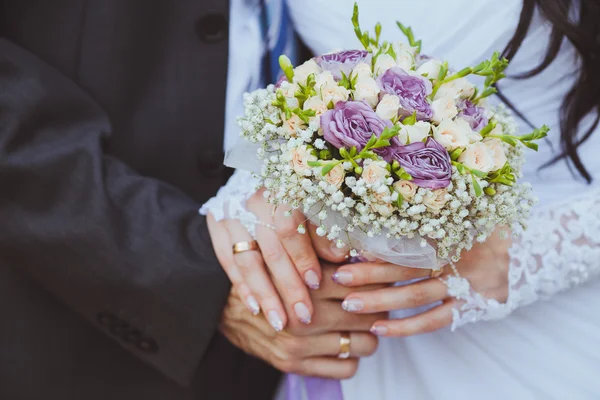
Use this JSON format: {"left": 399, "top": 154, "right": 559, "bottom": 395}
{"left": 220, "top": 263, "right": 386, "bottom": 379}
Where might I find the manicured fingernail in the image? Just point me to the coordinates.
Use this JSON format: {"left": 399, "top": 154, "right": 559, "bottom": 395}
{"left": 370, "top": 325, "right": 388, "bottom": 336}
{"left": 331, "top": 242, "right": 348, "bottom": 257}
{"left": 341, "top": 298, "right": 364, "bottom": 312}
{"left": 246, "top": 296, "right": 260, "bottom": 315}
{"left": 332, "top": 271, "right": 353, "bottom": 285}
{"left": 294, "top": 302, "right": 312, "bottom": 324}
{"left": 304, "top": 270, "right": 320, "bottom": 290}
{"left": 268, "top": 310, "right": 284, "bottom": 332}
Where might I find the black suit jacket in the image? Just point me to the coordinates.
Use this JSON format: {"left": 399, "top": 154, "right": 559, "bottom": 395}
{"left": 0, "top": 0, "right": 280, "bottom": 398}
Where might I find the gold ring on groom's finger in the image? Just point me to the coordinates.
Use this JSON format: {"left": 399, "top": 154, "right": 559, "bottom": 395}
{"left": 429, "top": 265, "right": 445, "bottom": 278}
{"left": 338, "top": 332, "right": 351, "bottom": 359}
{"left": 232, "top": 240, "right": 261, "bottom": 255}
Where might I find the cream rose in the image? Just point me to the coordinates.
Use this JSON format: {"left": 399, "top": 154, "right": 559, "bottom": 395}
{"left": 314, "top": 71, "right": 336, "bottom": 90}
{"left": 416, "top": 59, "right": 443, "bottom": 80}
{"left": 362, "top": 161, "right": 390, "bottom": 185}
{"left": 433, "top": 77, "right": 475, "bottom": 101}
{"left": 398, "top": 121, "right": 431, "bottom": 144}
{"left": 432, "top": 119, "right": 472, "bottom": 150}
{"left": 431, "top": 97, "right": 458, "bottom": 124}
{"left": 320, "top": 83, "right": 350, "bottom": 105}
{"left": 303, "top": 96, "right": 329, "bottom": 118}
{"left": 323, "top": 163, "right": 345, "bottom": 188}
{"left": 374, "top": 53, "right": 397, "bottom": 76}
{"left": 483, "top": 138, "right": 507, "bottom": 171}
{"left": 353, "top": 76, "right": 381, "bottom": 108}
{"left": 371, "top": 190, "right": 394, "bottom": 216}
{"left": 393, "top": 180, "right": 418, "bottom": 202}
{"left": 293, "top": 59, "right": 322, "bottom": 84}
{"left": 376, "top": 94, "right": 401, "bottom": 120}
{"left": 458, "top": 142, "right": 495, "bottom": 173}
{"left": 393, "top": 42, "right": 417, "bottom": 70}
{"left": 423, "top": 189, "right": 449, "bottom": 213}
{"left": 353, "top": 62, "right": 373, "bottom": 79}
{"left": 282, "top": 114, "right": 306, "bottom": 136}
{"left": 290, "top": 145, "right": 317, "bottom": 176}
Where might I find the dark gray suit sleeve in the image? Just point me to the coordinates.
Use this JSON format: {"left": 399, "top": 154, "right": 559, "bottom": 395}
{"left": 0, "top": 39, "right": 231, "bottom": 385}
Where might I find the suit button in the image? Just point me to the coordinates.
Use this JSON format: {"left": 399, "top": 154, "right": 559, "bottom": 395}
{"left": 197, "top": 150, "right": 225, "bottom": 178}
{"left": 138, "top": 338, "right": 159, "bottom": 354}
{"left": 195, "top": 13, "right": 227, "bottom": 43}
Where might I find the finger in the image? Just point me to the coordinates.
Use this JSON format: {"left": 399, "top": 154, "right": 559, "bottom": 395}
{"left": 207, "top": 215, "right": 260, "bottom": 315}
{"left": 307, "top": 222, "right": 349, "bottom": 263}
{"left": 249, "top": 203, "right": 315, "bottom": 325}
{"left": 305, "top": 332, "right": 379, "bottom": 358}
{"left": 369, "top": 299, "right": 455, "bottom": 337}
{"left": 315, "top": 262, "right": 390, "bottom": 301}
{"left": 342, "top": 278, "right": 448, "bottom": 314}
{"left": 295, "top": 357, "right": 359, "bottom": 380}
{"left": 274, "top": 205, "right": 322, "bottom": 290}
{"left": 314, "top": 300, "right": 387, "bottom": 333}
{"left": 332, "top": 262, "right": 431, "bottom": 287}
{"left": 227, "top": 219, "right": 288, "bottom": 331}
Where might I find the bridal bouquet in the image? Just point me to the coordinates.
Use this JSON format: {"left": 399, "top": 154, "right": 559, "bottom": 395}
{"left": 225, "top": 3, "right": 547, "bottom": 269}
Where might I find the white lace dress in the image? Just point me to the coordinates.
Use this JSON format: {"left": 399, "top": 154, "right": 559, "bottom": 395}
{"left": 204, "top": 0, "right": 600, "bottom": 398}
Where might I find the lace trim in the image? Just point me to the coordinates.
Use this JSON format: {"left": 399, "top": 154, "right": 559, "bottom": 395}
{"left": 449, "top": 188, "right": 600, "bottom": 330}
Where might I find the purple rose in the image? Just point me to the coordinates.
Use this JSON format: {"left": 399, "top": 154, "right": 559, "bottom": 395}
{"left": 458, "top": 100, "right": 488, "bottom": 131}
{"left": 378, "top": 67, "right": 433, "bottom": 121}
{"left": 321, "top": 101, "right": 393, "bottom": 155}
{"left": 317, "top": 50, "right": 371, "bottom": 80}
{"left": 391, "top": 138, "right": 451, "bottom": 189}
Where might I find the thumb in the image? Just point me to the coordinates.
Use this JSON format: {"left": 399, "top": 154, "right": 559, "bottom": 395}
{"left": 307, "top": 222, "right": 349, "bottom": 263}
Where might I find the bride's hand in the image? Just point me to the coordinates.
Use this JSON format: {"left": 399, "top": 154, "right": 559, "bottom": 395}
{"left": 207, "top": 189, "right": 348, "bottom": 331}
{"left": 334, "top": 230, "right": 511, "bottom": 336}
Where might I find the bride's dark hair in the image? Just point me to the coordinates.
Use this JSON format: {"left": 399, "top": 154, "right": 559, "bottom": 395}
{"left": 501, "top": 0, "right": 600, "bottom": 182}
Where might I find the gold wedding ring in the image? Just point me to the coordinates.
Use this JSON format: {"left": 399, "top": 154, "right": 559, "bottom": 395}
{"left": 338, "top": 332, "right": 351, "bottom": 359}
{"left": 429, "top": 265, "right": 445, "bottom": 278}
{"left": 232, "top": 240, "right": 260, "bottom": 255}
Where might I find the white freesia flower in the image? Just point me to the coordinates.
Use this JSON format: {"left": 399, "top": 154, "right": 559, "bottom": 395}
{"left": 393, "top": 180, "right": 418, "bottom": 201}
{"left": 433, "top": 77, "right": 475, "bottom": 100}
{"left": 289, "top": 145, "right": 317, "bottom": 176}
{"left": 303, "top": 96, "right": 329, "bottom": 117}
{"left": 376, "top": 94, "right": 401, "bottom": 120}
{"left": 362, "top": 161, "right": 390, "bottom": 185}
{"left": 433, "top": 119, "right": 472, "bottom": 150}
{"left": 374, "top": 53, "right": 397, "bottom": 76}
{"left": 459, "top": 142, "right": 495, "bottom": 173}
{"left": 416, "top": 59, "right": 443, "bottom": 80}
{"left": 293, "top": 59, "right": 322, "bottom": 84}
{"left": 353, "top": 62, "right": 373, "bottom": 79}
{"left": 392, "top": 42, "right": 417, "bottom": 70}
{"left": 483, "top": 138, "right": 507, "bottom": 171}
{"left": 354, "top": 76, "right": 381, "bottom": 108}
{"left": 431, "top": 97, "right": 458, "bottom": 124}
{"left": 314, "top": 71, "right": 336, "bottom": 90}
{"left": 423, "top": 189, "right": 449, "bottom": 213}
{"left": 398, "top": 121, "right": 431, "bottom": 144}
{"left": 279, "top": 81, "right": 300, "bottom": 99}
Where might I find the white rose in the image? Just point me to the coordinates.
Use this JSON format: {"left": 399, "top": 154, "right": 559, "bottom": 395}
{"left": 323, "top": 164, "right": 345, "bottom": 188}
{"left": 416, "top": 59, "right": 443, "bottom": 80}
{"left": 353, "top": 76, "right": 381, "bottom": 108}
{"left": 376, "top": 94, "right": 401, "bottom": 120}
{"left": 282, "top": 114, "right": 306, "bottom": 136}
{"left": 353, "top": 62, "right": 373, "bottom": 79}
{"left": 433, "top": 119, "right": 472, "bottom": 150}
{"left": 314, "top": 71, "right": 336, "bottom": 90}
{"left": 458, "top": 142, "right": 495, "bottom": 173}
{"left": 431, "top": 97, "right": 458, "bottom": 124}
{"left": 433, "top": 77, "right": 475, "bottom": 100}
{"left": 423, "top": 189, "right": 449, "bottom": 213}
{"left": 362, "top": 161, "right": 389, "bottom": 185}
{"left": 393, "top": 180, "right": 418, "bottom": 202}
{"left": 483, "top": 138, "right": 507, "bottom": 171}
{"left": 392, "top": 42, "right": 417, "bottom": 70}
{"left": 398, "top": 121, "right": 431, "bottom": 144}
{"left": 290, "top": 145, "right": 317, "bottom": 176}
{"left": 374, "top": 54, "right": 397, "bottom": 76}
{"left": 320, "top": 83, "right": 350, "bottom": 105}
{"left": 293, "top": 59, "right": 321, "bottom": 84}
{"left": 303, "top": 96, "right": 329, "bottom": 118}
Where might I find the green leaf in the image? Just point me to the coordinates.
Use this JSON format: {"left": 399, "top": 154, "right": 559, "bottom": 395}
{"left": 371, "top": 139, "right": 391, "bottom": 149}
{"left": 402, "top": 111, "right": 417, "bottom": 126}
{"left": 522, "top": 141, "right": 539, "bottom": 151}
{"left": 437, "top": 61, "right": 448, "bottom": 81}
{"left": 470, "top": 168, "right": 488, "bottom": 178}
{"left": 480, "top": 120, "right": 497, "bottom": 136}
{"left": 321, "top": 161, "right": 339, "bottom": 176}
{"left": 365, "top": 134, "right": 378, "bottom": 149}
{"left": 380, "top": 125, "right": 401, "bottom": 140}
{"left": 307, "top": 160, "right": 322, "bottom": 167}
{"left": 395, "top": 193, "right": 404, "bottom": 208}
{"left": 471, "top": 175, "right": 483, "bottom": 197}
{"left": 450, "top": 148, "right": 464, "bottom": 161}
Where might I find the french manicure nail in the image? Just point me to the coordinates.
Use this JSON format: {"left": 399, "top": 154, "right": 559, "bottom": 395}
{"left": 370, "top": 325, "right": 388, "bottom": 336}
{"left": 246, "top": 296, "right": 260, "bottom": 315}
{"left": 341, "top": 298, "right": 364, "bottom": 312}
{"left": 268, "top": 310, "right": 284, "bottom": 332}
{"left": 294, "top": 302, "right": 312, "bottom": 324}
{"left": 304, "top": 270, "right": 320, "bottom": 290}
{"left": 332, "top": 271, "right": 353, "bottom": 285}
